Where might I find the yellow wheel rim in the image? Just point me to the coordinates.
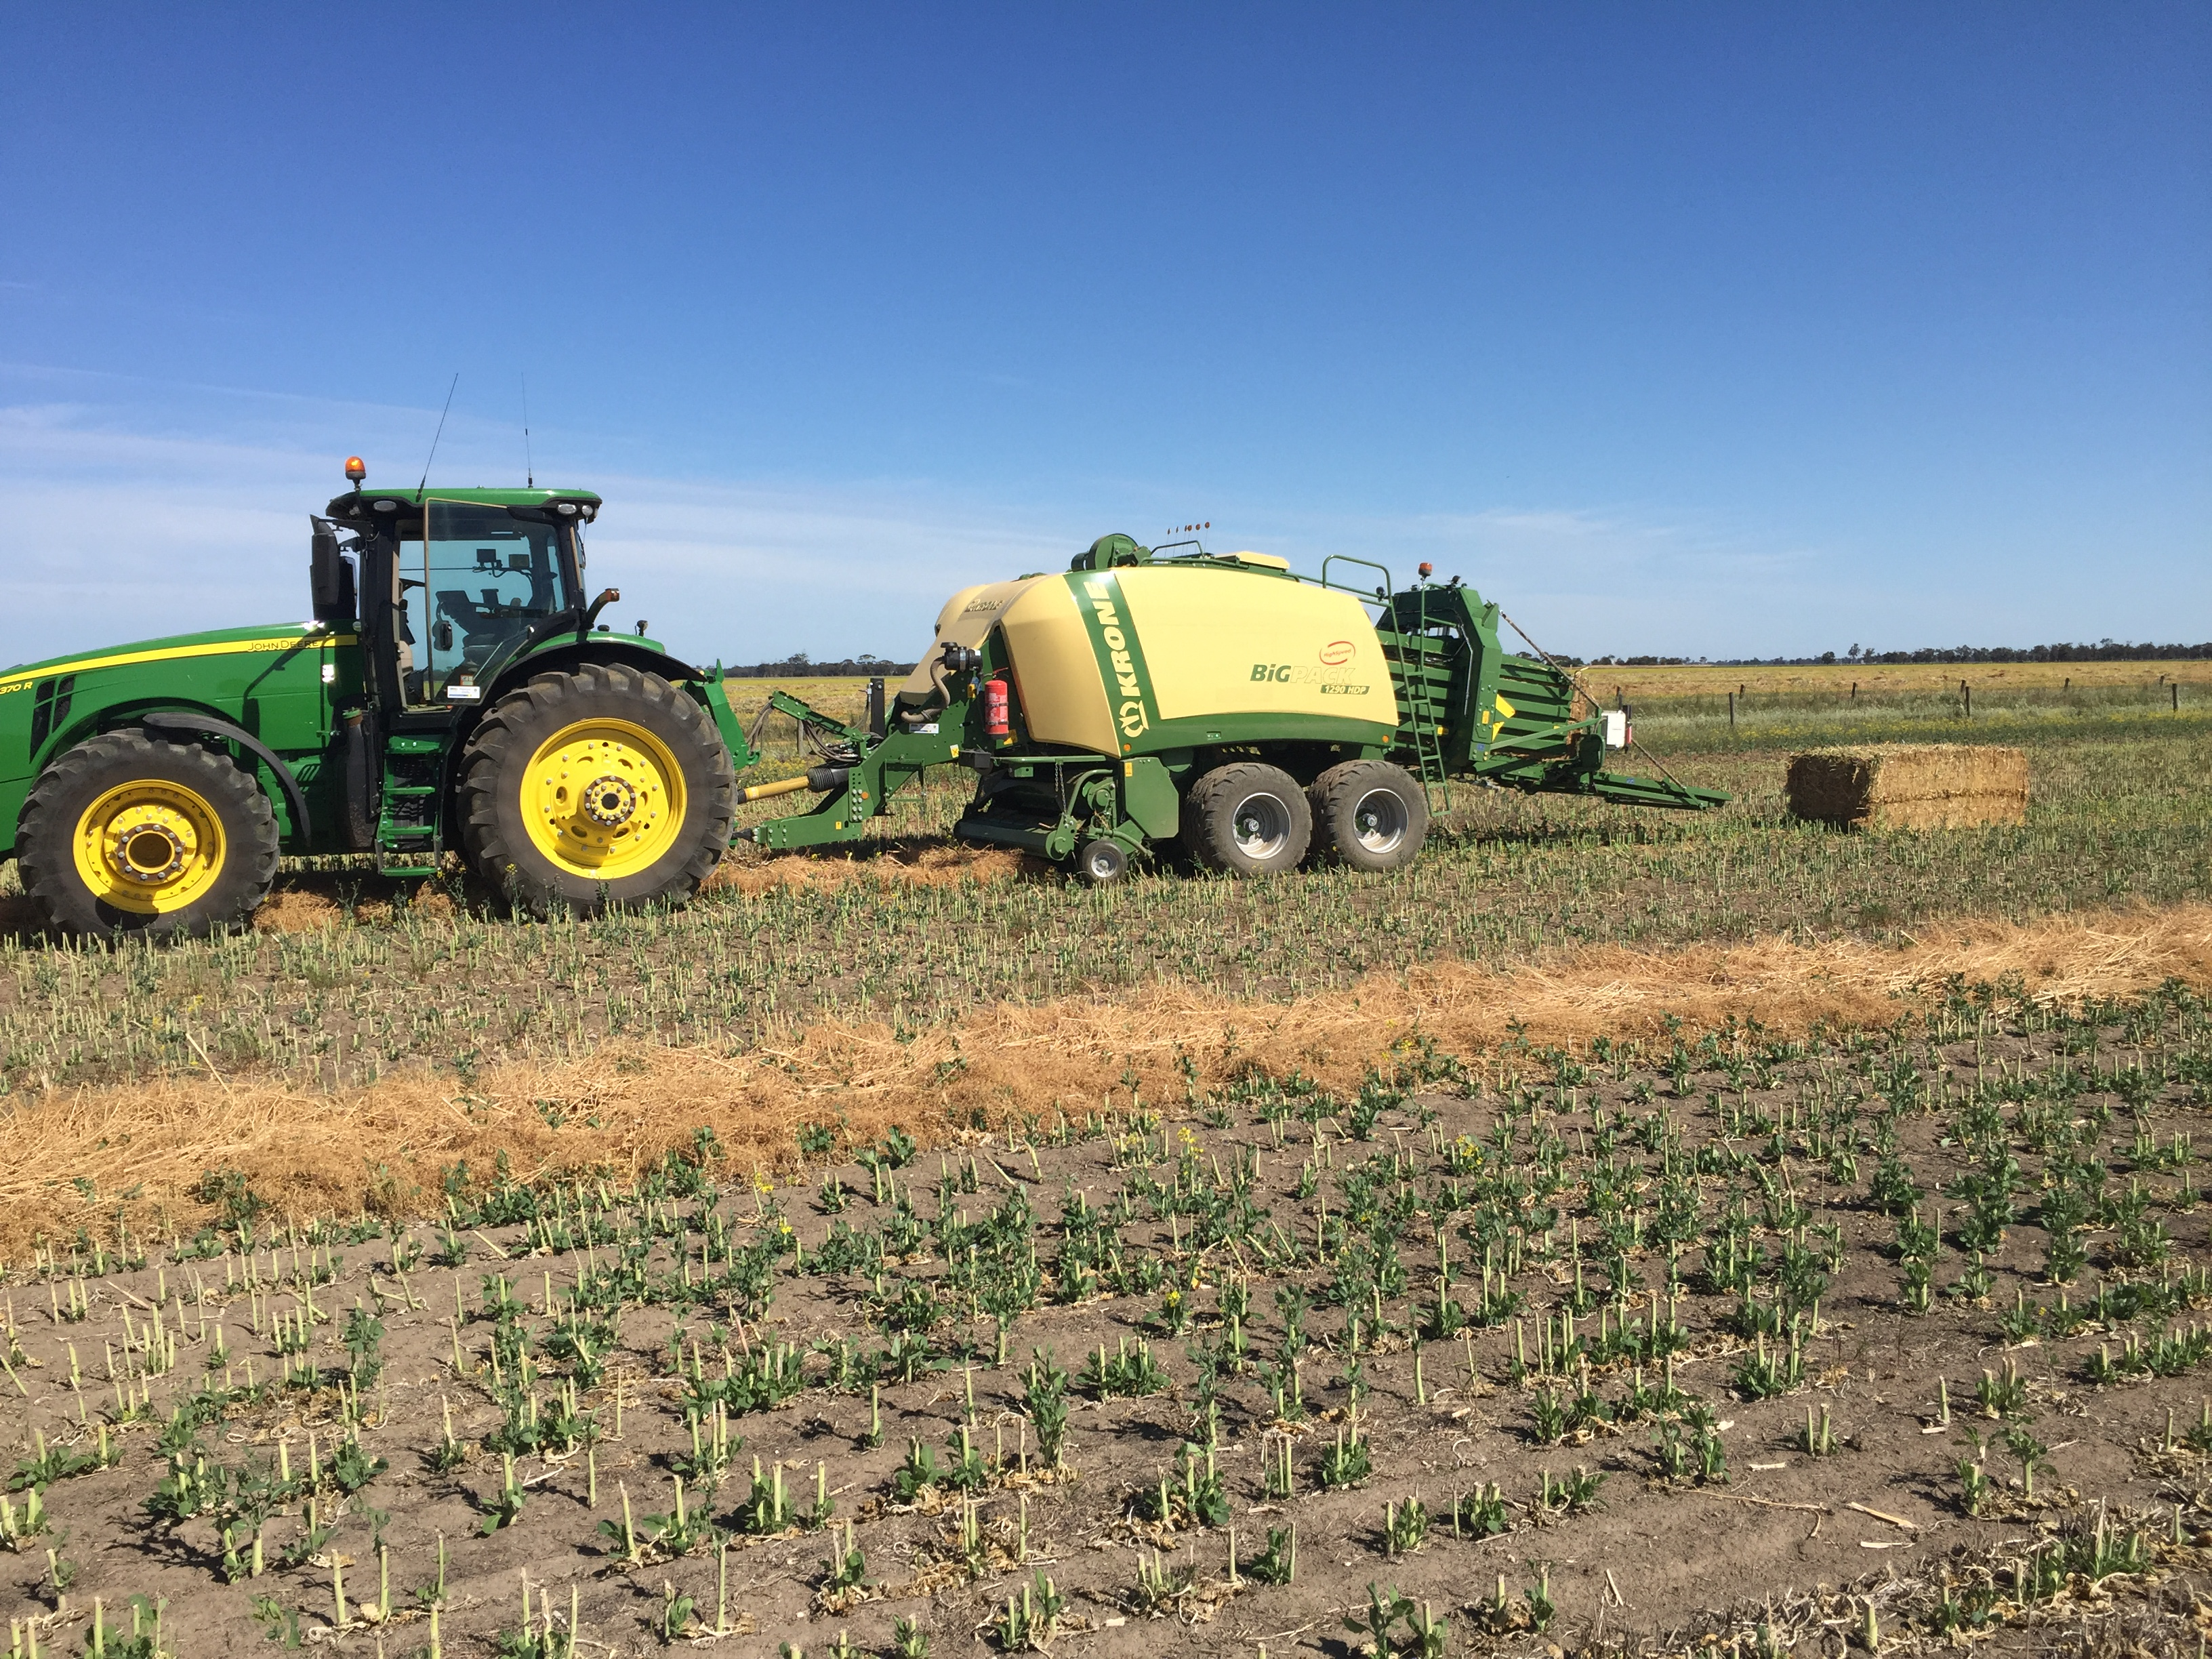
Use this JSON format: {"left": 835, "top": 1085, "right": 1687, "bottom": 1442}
{"left": 522, "top": 718, "right": 688, "bottom": 882}
{"left": 72, "top": 779, "right": 227, "bottom": 915}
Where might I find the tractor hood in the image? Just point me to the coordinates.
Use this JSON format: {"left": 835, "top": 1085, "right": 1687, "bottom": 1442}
{"left": 0, "top": 621, "right": 339, "bottom": 695}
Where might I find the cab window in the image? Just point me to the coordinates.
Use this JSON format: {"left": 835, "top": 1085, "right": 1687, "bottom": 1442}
{"left": 400, "top": 502, "right": 571, "bottom": 705}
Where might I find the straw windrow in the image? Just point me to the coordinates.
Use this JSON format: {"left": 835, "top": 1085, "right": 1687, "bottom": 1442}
{"left": 0, "top": 900, "right": 2202, "bottom": 1257}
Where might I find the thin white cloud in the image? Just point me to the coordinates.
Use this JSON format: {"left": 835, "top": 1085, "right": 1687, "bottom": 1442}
{"left": 3, "top": 369, "right": 2199, "bottom": 669}
{"left": 0, "top": 388, "right": 1071, "bottom": 669}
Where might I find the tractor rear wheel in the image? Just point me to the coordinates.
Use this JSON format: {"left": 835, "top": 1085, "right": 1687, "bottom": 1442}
{"left": 18, "top": 730, "right": 279, "bottom": 939}
{"left": 457, "top": 663, "right": 735, "bottom": 916}
{"left": 1307, "top": 759, "right": 1429, "bottom": 872}
{"left": 1184, "top": 761, "right": 1311, "bottom": 876}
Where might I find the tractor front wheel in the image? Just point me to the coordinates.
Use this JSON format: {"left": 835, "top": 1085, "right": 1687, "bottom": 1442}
{"left": 18, "top": 730, "right": 279, "bottom": 939}
{"left": 1184, "top": 762, "right": 1312, "bottom": 876}
{"left": 457, "top": 663, "right": 735, "bottom": 916}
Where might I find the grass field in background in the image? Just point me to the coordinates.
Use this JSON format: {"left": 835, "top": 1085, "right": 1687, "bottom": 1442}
{"left": 1586, "top": 657, "right": 2211, "bottom": 701}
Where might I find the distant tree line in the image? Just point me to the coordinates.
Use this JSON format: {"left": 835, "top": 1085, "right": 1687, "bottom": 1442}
{"left": 1590, "top": 642, "right": 2211, "bottom": 668}
{"left": 1832, "top": 641, "right": 2212, "bottom": 665}
{"left": 726, "top": 653, "right": 918, "bottom": 678}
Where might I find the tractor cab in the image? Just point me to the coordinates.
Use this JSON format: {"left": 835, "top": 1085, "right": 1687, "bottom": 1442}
{"left": 317, "top": 479, "right": 605, "bottom": 715}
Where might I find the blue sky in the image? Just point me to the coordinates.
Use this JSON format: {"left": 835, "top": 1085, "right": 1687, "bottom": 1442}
{"left": 3, "top": 5, "right": 2206, "bottom": 669}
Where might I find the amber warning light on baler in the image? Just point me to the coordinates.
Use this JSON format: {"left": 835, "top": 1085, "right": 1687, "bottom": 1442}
{"left": 344, "top": 456, "right": 367, "bottom": 483}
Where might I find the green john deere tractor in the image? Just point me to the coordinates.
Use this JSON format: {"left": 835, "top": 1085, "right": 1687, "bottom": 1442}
{"left": 0, "top": 459, "right": 754, "bottom": 938}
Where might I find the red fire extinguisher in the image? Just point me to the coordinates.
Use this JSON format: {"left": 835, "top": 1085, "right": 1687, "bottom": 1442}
{"left": 984, "top": 677, "right": 1010, "bottom": 738}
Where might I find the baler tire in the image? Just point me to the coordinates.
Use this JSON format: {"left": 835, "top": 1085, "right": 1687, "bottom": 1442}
{"left": 18, "top": 730, "right": 278, "bottom": 940}
{"left": 1076, "top": 838, "right": 1128, "bottom": 885}
{"left": 457, "top": 663, "right": 735, "bottom": 918}
{"left": 1307, "top": 760, "right": 1429, "bottom": 873}
{"left": 1184, "top": 762, "right": 1311, "bottom": 877}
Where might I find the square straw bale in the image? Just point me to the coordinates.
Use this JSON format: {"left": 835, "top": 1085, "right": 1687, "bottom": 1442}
{"left": 1784, "top": 743, "right": 2028, "bottom": 831}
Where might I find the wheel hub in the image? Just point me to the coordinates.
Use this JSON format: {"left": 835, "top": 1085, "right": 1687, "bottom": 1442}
{"left": 581, "top": 774, "right": 639, "bottom": 827}
{"left": 1231, "top": 792, "right": 1292, "bottom": 860}
{"left": 106, "top": 815, "right": 194, "bottom": 883}
{"left": 1351, "top": 787, "right": 1408, "bottom": 854}
{"left": 522, "top": 718, "right": 688, "bottom": 881}
{"left": 70, "top": 777, "right": 227, "bottom": 916}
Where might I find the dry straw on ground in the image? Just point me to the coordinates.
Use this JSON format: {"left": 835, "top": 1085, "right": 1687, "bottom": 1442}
{"left": 702, "top": 840, "right": 1042, "bottom": 896}
{"left": 3, "top": 901, "right": 2206, "bottom": 1259}
{"left": 1785, "top": 742, "right": 2030, "bottom": 830}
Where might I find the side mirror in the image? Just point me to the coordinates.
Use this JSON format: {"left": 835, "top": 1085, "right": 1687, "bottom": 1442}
{"left": 432, "top": 619, "right": 454, "bottom": 653}
{"left": 309, "top": 525, "right": 354, "bottom": 621}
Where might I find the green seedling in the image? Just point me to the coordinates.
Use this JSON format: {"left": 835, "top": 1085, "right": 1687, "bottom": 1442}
{"left": 738, "top": 1459, "right": 792, "bottom": 1536}
{"left": 817, "top": 1519, "right": 867, "bottom": 1597}
{"left": 1318, "top": 1421, "right": 1372, "bottom": 1489}
{"left": 1345, "top": 1582, "right": 1412, "bottom": 1659}
{"left": 1953, "top": 1436, "right": 1994, "bottom": 1517}
{"left": 1975, "top": 1359, "right": 2032, "bottom": 1420}
{"left": 1524, "top": 1566, "right": 1557, "bottom": 1633}
{"left": 1246, "top": 1523, "right": 1297, "bottom": 1585}
{"left": 1450, "top": 1482, "right": 1511, "bottom": 1536}
{"left": 2001, "top": 1425, "right": 2053, "bottom": 1500}
{"left": 1538, "top": 1465, "right": 1607, "bottom": 1513}
{"left": 1382, "top": 1494, "right": 1429, "bottom": 1555}
{"left": 659, "top": 1582, "right": 697, "bottom": 1642}
{"left": 893, "top": 1440, "right": 942, "bottom": 1505}
{"left": 1131, "top": 1547, "right": 1192, "bottom": 1613}
{"left": 478, "top": 1454, "right": 527, "bottom": 1536}
{"left": 991, "top": 1572, "right": 1063, "bottom": 1652}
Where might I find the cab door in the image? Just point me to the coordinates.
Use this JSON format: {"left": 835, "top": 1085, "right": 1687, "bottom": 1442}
{"left": 403, "top": 501, "right": 569, "bottom": 706}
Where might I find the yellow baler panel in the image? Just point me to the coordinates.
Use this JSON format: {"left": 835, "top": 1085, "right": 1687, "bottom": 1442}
{"left": 895, "top": 577, "right": 1046, "bottom": 704}
{"left": 999, "top": 581, "right": 1118, "bottom": 752}
{"left": 1113, "top": 570, "right": 1396, "bottom": 729}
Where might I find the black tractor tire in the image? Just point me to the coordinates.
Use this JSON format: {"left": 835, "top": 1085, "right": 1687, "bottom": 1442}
{"left": 18, "top": 730, "right": 279, "bottom": 940}
{"left": 1184, "top": 761, "right": 1312, "bottom": 876}
{"left": 457, "top": 663, "right": 735, "bottom": 917}
{"left": 1307, "top": 759, "right": 1430, "bottom": 873}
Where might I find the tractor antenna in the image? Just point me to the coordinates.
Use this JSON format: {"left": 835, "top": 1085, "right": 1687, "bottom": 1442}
{"left": 416, "top": 372, "right": 459, "bottom": 499}
{"left": 521, "top": 373, "right": 534, "bottom": 489}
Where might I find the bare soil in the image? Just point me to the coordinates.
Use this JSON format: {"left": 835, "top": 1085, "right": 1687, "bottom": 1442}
{"left": 3, "top": 975, "right": 2211, "bottom": 1657}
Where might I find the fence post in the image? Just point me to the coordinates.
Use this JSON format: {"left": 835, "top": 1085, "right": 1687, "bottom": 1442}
{"left": 1727, "top": 691, "right": 1736, "bottom": 731}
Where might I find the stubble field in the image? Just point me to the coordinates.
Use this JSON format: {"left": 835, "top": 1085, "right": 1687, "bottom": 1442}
{"left": 1, "top": 679, "right": 2209, "bottom": 1659}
